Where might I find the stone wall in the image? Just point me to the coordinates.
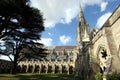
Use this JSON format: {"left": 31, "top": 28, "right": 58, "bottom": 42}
{"left": 18, "top": 60, "right": 75, "bottom": 74}
{"left": 90, "top": 5, "right": 120, "bottom": 79}
{"left": 18, "top": 46, "right": 78, "bottom": 74}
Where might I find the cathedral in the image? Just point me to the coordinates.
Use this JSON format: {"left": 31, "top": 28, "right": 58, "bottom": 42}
{"left": 17, "top": 4, "right": 120, "bottom": 80}
{"left": 75, "top": 4, "right": 120, "bottom": 80}
{"left": 17, "top": 6, "right": 90, "bottom": 75}
{"left": 0, "top": 4, "right": 120, "bottom": 80}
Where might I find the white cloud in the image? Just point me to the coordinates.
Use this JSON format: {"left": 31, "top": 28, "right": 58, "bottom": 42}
{"left": 35, "top": 38, "right": 53, "bottom": 46}
{"left": 96, "top": 12, "right": 112, "bottom": 28}
{"left": 80, "top": 0, "right": 110, "bottom": 11}
{"left": 59, "top": 35, "right": 71, "bottom": 45}
{"left": 80, "top": 0, "right": 102, "bottom": 7}
{"left": 100, "top": 2, "right": 108, "bottom": 12}
{"left": 30, "top": 0, "right": 112, "bottom": 28}
{"left": 31, "top": 0, "right": 79, "bottom": 28}
{"left": 0, "top": 40, "right": 5, "bottom": 44}
{"left": 0, "top": 55, "right": 10, "bottom": 61}
{"left": 0, "top": 55, "right": 13, "bottom": 61}
{"left": 48, "top": 32, "right": 52, "bottom": 36}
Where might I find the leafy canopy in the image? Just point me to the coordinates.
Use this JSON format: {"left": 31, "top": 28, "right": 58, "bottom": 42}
{"left": 0, "top": 0, "right": 47, "bottom": 62}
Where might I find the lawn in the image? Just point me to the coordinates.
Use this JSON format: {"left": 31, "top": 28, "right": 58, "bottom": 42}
{"left": 0, "top": 73, "right": 79, "bottom": 80}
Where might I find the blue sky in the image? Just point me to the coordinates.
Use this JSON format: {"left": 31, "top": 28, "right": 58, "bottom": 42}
{"left": 30, "top": 0, "right": 120, "bottom": 46}
{"left": 0, "top": 0, "right": 120, "bottom": 60}
{"left": 31, "top": 0, "right": 120, "bottom": 46}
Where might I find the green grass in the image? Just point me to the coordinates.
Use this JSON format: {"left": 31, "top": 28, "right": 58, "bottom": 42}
{"left": 0, "top": 73, "right": 79, "bottom": 80}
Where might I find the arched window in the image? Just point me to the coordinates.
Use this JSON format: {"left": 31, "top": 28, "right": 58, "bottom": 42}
{"left": 69, "top": 51, "right": 74, "bottom": 61}
{"left": 51, "top": 50, "right": 57, "bottom": 61}
{"left": 97, "top": 46, "right": 112, "bottom": 75}
{"left": 64, "top": 51, "right": 68, "bottom": 61}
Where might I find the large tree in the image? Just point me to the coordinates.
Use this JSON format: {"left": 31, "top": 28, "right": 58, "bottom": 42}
{"left": 0, "top": 0, "right": 47, "bottom": 74}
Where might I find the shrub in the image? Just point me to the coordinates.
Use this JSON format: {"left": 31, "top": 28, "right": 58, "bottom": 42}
{"left": 95, "top": 72, "right": 102, "bottom": 80}
{"left": 107, "top": 72, "right": 120, "bottom": 80}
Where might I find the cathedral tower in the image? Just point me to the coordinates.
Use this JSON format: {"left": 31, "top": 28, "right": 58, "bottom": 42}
{"left": 76, "top": 6, "right": 90, "bottom": 48}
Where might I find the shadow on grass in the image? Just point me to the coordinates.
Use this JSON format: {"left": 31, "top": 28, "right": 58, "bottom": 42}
{"left": 0, "top": 73, "right": 79, "bottom": 80}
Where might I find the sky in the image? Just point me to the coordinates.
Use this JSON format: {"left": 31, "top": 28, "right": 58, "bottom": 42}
{"left": 30, "top": 0, "right": 120, "bottom": 46}
{"left": 0, "top": 0, "right": 120, "bottom": 60}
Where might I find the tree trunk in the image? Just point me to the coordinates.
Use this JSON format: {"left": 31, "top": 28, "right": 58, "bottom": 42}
{"left": 11, "top": 51, "right": 18, "bottom": 74}
{"left": 11, "top": 60, "right": 17, "bottom": 74}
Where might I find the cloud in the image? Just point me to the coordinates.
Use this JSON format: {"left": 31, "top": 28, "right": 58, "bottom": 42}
{"left": 80, "top": 0, "right": 102, "bottom": 7}
{"left": 48, "top": 32, "right": 52, "bottom": 36}
{"left": 59, "top": 35, "right": 71, "bottom": 45}
{"left": 30, "top": 0, "right": 113, "bottom": 28}
{"left": 96, "top": 12, "right": 112, "bottom": 28}
{"left": 0, "top": 55, "right": 10, "bottom": 61}
{"left": 0, "top": 40, "right": 5, "bottom": 44}
{"left": 31, "top": 0, "right": 79, "bottom": 28}
{"left": 80, "top": 0, "right": 110, "bottom": 13}
{"left": 0, "top": 55, "right": 13, "bottom": 61}
{"left": 35, "top": 38, "right": 53, "bottom": 46}
{"left": 100, "top": 2, "right": 108, "bottom": 12}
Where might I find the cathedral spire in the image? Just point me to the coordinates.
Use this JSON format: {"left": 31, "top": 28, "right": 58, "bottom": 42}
{"left": 76, "top": 5, "right": 90, "bottom": 44}
{"left": 79, "top": 5, "right": 86, "bottom": 25}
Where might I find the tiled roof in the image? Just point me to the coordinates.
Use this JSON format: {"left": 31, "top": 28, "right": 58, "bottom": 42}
{"left": 55, "top": 46, "right": 76, "bottom": 50}
{"left": 46, "top": 46, "right": 76, "bottom": 50}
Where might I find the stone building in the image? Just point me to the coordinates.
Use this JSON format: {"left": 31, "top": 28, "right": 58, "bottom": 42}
{"left": 0, "top": 3, "right": 120, "bottom": 80}
{"left": 75, "top": 4, "right": 120, "bottom": 80}
{"left": 18, "top": 46, "right": 78, "bottom": 74}
{"left": 75, "top": 6, "right": 91, "bottom": 79}
{"left": 17, "top": 4, "right": 120, "bottom": 79}
{"left": 17, "top": 5, "right": 90, "bottom": 75}
{"left": 89, "top": 4, "right": 120, "bottom": 80}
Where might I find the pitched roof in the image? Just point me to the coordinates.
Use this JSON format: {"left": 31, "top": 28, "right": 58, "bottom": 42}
{"left": 46, "top": 46, "right": 76, "bottom": 50}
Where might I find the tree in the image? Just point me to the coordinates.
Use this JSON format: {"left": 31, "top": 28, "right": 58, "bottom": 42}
{"left": 0, "top": 0, "right": 47, "bottom": 74}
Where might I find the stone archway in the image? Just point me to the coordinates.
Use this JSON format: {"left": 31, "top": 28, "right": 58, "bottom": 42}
{"left": 34, "top": 65, "right": 40, "bottom": 73}
{"left": 48, "top": 65, "right": 54, "bottom": 73}
{"left": 69, "top": 65, "right": 74, "bottom": 74}
{"left": 22, "top": 65, "right": 27, "bottom": 73}
{"left": 62, "top": 65, "right": 68, "bottom": 74}
{"left": 28, "top": 65, "right": 33, "bottom": 73}
{"left": 55, "top": 65, "right": 60, "bottom": 73}
{"left": 41, "top": 65, "right": 47, "bottom": 73}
